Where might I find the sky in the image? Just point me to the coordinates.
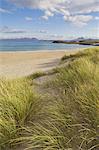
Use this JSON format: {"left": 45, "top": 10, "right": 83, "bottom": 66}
{"left": 0, "top": 0, "right": 99, "bottom": 40}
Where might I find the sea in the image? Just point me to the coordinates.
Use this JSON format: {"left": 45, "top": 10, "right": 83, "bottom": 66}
{"left": 0, "top": 39, "right": 92, "bottom": 52}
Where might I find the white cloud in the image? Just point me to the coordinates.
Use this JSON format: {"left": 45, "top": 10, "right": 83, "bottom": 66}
{"left": 8, "top": 0, "right": 99, "bottom": 26}
{"left": 42, "top": 10, "right": 54, "bottom": 20}
{"left": 42, "top": 15, "right": 49, "bottom": 20}
{"left": 25, "top": 17, "right": 33, "bottom": 21}
{"left": 0, "top": 8, "right": 11, "bottom": 13}
{"left": 68, "top": 15, "right": 93, "bottom": 27}
{"left": 0, "top": 26, "right": 34, "bottom": 39}
{"left": 76, "top": 5, "right": 99, "bottom": 14}
{"left": 0, "top": 26, "right": 27, "bottom": 33}
{"left": 40, "top": 33, "right": 64, "bottom": 40}
{"left": 38, "top": 30, "right": 48, "bottom": 33}
{"left": 95, "top": 16, "right": 99, "bottom": 20}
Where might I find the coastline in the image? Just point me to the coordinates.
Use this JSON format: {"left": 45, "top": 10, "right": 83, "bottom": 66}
{"left": 0, "top": 48, "right": 80, "bottom": 53}
{"left": 0, "top": 49, "right": 81, "bottom": 78}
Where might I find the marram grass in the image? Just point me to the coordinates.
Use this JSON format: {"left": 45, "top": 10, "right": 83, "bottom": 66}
{"left": 0, "top": 48, "right": 99, "bottom": 150}
{"left": 0, "top": 78, "right": 44, "bottom": 149}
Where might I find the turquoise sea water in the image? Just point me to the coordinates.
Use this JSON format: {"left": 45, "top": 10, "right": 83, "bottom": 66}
{"left": 0, "top": 39, "right": 92, "bottom": 52}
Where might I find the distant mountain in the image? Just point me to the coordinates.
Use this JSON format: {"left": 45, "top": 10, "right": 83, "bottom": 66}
{"left": 0, "top": 37, "right": 39, "bottom": 41}
{"left": 73, "top": 37, "right": 99, "bottom": 42}
{"left": 71, "top": 37, "right": 85, "bottom": 42}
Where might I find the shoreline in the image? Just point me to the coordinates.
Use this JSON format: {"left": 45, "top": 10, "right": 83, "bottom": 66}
{"left": 0, "top": 49, "right": 80, "bottom": 78}
{"left": 0, "top": 48, "right": 81, "bottom": 53}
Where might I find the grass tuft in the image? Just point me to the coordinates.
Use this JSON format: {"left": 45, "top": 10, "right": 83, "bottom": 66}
{"left": 27, "top": 71, "right": 46, "bottom": 80}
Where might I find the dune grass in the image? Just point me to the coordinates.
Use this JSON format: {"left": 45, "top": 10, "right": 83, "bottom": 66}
{"left": 0, "top": 78, "right": 45, "bottom": 149}
{"left": 0, "top": 48, "right": 99, "bottom": 150}
{"left": 27, "top": 71, "right": 47, "bottom": 80}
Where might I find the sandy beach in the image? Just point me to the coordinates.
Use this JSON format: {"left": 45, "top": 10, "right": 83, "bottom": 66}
{"left": 0, "top": 50, "right": 77, "bottom": 78}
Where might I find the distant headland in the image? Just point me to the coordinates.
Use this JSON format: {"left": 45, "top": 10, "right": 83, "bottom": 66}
{"left": 53, "top": 38, "right": 99, "bottom": 46}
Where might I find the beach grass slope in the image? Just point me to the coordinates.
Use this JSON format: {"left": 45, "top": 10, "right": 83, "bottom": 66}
{"left": 0, "top": 47, "right": 99, "bottom": 150}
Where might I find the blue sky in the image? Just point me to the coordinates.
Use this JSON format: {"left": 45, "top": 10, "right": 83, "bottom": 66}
{"left": 0, "top": 0, "right": 99, "bottom": 39}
